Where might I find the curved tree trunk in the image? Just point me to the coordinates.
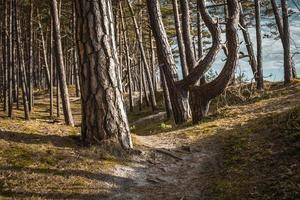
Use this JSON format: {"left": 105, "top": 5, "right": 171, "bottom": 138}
{"left": 190, "top": 0, "right": 240, "bottom": 124}
{"left": 75, "top": 0, "right": 133, "bottom": 149}
{"left": 147, "top": 0, "right": 223, "bottom": 124}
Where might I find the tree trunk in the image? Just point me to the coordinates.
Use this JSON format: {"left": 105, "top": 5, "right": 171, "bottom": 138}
{"left": 2, "top": 0, "right": 8, "bottom": 112}
{"left": 28, "top": 0, "right": 33, "bottom": 111}
{"left": 147, "top": 0, "right": 190, "bottom": 124}
{"left": 50, "top": 13, "right": 54, "bottom": 117}
{"left": 15, "top": 0, "right": 30, "bottom": 120}
{"left": 172, "top": 0, "right": 188, "bottom": 78}
{"left": 75, "top": 0, "right": 133, "bottom": 149}
{"left": 73, "top": 2, "right": 80, "bottom": 98}
{"left": 8, "top": 0, "right": 13, "bottom": 117}
{"left": 51, "top": 0, "right": 74, "bottom": 126}
{"left": 179, "top": 0, "right": 196, "bottom": 71}
{"left": 255, "top": 0, "right": 264, "bottom": 89}
{"left": 120, "top": 2, "right": 134, "bottom": 112}
{"left": 126, "top": 0, "right": 157, "bottom": 111}
{"left": 160, "top": 66, "right": 173, "bottom": 119}
{"left": 281, "top": 0, "right": 293, "bottom": 84}
{"left": 239, "top": 2, "right": 258, "bottom": 81}
{"left": 37, "top": 10, "right": 51, "bottom": 88}
{"left": 190, "top": 0, "right": 240, "bottom": 123}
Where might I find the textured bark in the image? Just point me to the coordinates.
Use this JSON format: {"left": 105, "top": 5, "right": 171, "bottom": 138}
{"left": 51, "top": 0, "right": 74, "bottom": 126}
{"left": 75, "top": 0, "right": 133, "bottom": 149}
{"left": 255, "top": 0, "right": 264, "bottom": 89}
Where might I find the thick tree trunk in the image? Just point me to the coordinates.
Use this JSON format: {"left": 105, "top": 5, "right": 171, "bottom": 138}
{"left": 51, "top": 0, "right": 74, "bottom": 126}
{"left": 75, "top": 0, "right": 133, "bottom": 149}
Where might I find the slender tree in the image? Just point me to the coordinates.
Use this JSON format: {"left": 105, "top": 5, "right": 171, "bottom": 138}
{"left": 281, "top": 0, "right": 293, "bottom": 84}
{"left": 255, "top": 0, "right": 264, "bottom": 89}
{"left": 51, "top": 0, "right": 74, "bottom": 126}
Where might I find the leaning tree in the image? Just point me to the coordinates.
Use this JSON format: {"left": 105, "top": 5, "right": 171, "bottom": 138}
{"left": 75, "top": 0, "right": 133, "bottom": 149}
{"left": 147, "top": 0, "right": 240, "bottom": 124}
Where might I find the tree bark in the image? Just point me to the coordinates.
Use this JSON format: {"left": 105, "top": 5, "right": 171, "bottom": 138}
{"left": 255, "top": 0, "right": 264, "bottom": 89}
{"left": 75, "top": 0, "right": 133, "bottom": 149}
{"left": 51, "top": 0, "right": 74, "bottom": 126}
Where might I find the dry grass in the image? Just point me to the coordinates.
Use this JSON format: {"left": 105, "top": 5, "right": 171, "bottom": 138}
{"left": 0, "top": 81, "right": 299, "bottom": 199}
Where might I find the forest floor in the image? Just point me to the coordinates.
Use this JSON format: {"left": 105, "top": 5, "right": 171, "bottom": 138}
{"left": 0, "top": 82, "right": 299, "bottom": 199}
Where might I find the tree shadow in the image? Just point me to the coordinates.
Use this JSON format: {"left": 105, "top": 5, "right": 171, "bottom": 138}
{"left": 0, "top": 131, "right": 80, "bottom": 148}
{"left": 0, "top": 165, "right": 136, "bottom": 199}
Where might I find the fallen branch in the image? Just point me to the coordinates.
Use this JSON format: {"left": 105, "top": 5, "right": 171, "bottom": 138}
{"left": 156, "top": 148, "right": 183, "bottom": 161}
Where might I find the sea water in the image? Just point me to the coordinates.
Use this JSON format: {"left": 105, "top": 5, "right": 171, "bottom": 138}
{"left": 175, "top": 0, "right": 300, "bottom": 82}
